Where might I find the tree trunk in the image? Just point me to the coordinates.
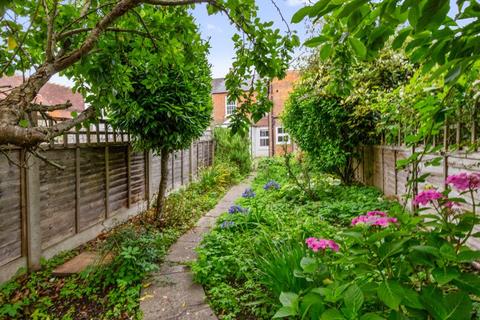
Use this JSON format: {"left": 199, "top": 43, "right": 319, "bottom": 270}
{"left": 155, "top": 149, "right": 169, "bottom": 223}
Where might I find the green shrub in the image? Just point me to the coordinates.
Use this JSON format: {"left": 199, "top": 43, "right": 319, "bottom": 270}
{"left": 214, "top": 127, "right": 252, "bottom": 175}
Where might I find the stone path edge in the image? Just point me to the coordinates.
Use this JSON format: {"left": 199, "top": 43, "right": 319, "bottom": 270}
{"left": 140, "top": 174, "right": 255, "bottom": 320}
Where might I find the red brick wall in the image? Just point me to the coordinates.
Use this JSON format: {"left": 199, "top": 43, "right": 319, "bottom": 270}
{"left": 212, "top": 93, "right": 227, "bottom": 124}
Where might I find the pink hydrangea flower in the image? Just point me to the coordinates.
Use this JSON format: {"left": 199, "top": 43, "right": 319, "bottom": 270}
{"left": 413, "top": 189, "right": 443, "bottom": 206}
{"left": 446, "top": 172, "right": 480, "bottom": 191}
{"left": 367, "top": 211, "right": 387, "bottom": 217}
{"left": 351, "top": 211, "right": 398, "bottom": 228}
{"left": 305, "top": 237, "right": 340, "bottom": 252}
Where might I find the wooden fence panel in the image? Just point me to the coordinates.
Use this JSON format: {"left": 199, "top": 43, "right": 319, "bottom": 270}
{"left": 78, "top": 148, "right": 106, "bottom": 231}
{"left": 0, "top": 151, "right": 22, "bottom": 266}
{"left": 383, "top": 149, "right": 396, "bottom": 197}
{"left": 130, "top": 150, "right": 145, "bottom": 204}
{"left": 108, "top": 146, "right": 128, "bottom": 214}
{"left": 0, "top": 127, "right": 213, "bottom": 282}
{"left": 373, "top": 147, "right": 383, "bottom": 191}
{"left": 40, "top": 150, "right": 76, "bottom": 249}
{"left": 173, "top": 151, "right": 182, "bottom": 190}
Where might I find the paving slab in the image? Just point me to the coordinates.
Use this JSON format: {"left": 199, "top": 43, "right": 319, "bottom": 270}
{"left": 140, "top": 175, "right": 254, "bottom": 319}
{"left": 52, "top": 252, "right": 110, "bottom": 276}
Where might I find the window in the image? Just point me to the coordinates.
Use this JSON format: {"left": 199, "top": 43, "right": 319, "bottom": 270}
{"left": 259, "top": 129, "right": 269, "bottom": 147}
{"left": 277, "top": 127, "right": 289, "bottom": 144}
{"left": 225, "top": 97, "right": 237, "bottom": 116}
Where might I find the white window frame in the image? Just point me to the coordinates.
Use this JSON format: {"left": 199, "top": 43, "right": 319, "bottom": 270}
{"left": 259, "top": 128, "right": 269, "bottom": 148}
{"left": 225, "top": 97, "right": 237, "bottom": 116}
{"left": 276, "top": 127, "right": 290, "bottom": 145}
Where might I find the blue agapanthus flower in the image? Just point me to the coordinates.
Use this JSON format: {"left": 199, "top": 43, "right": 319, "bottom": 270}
{"left": 220, "top": 221, "right": 235, "bottom": 229}
{"left": 263, "top": 180, "right": 280, "bottom": 190}
{"left": 228, "top": 205, "right": 248, "bottom": 214}
{"left": 242, "top": 188, "right": 256, "bottom": 198}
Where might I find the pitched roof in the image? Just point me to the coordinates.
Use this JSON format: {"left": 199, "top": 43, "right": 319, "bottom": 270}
{"left": 0, "top": 75, "right": 85, "bottom": 118}
{"left": 211, "top": 78, "right": 251, "bottom": 94}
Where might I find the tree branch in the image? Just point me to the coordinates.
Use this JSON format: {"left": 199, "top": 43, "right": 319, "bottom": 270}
{"left": 44, "top": 0, "right": 59, "bottom": 62}
{"left": 29, "top": 148, "right": 66, "bottom": 170}
{"left": 44, "top": 106, "right": 96, "bottom": 140}
{"left": 28, "top": 101, "right": 73, "bottom": 112}
{"left": 80, "top": 0, "right": 92, "bottom": 16}
{"left": 57, "top": 27, "right": 158, "bottom": 40}
{"left": 131, "top": 9, "right": 158, "bottom": 49}
{"left": 57, "top": 1, "right": 117, "bottom": 35}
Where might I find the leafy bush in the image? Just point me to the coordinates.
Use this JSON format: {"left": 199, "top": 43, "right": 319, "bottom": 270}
{"left": 283, "top": 49, "right": 412, "bottom": 183}
{"left": 214, "top": 127, "right": 252, "bottom": 175}
{"left": 192, "top": 157, "right": 396, "bottom": 319}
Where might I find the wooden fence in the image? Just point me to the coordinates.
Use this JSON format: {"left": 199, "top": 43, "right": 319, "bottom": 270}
{"left": 354, "top": 145, "right": 480, "bottom": 250}
{"left": 0, "top": 121, "right": 214, "bottom": 283}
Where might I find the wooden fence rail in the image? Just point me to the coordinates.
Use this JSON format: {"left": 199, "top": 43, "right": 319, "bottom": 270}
{"left": 0, "top": 122, "right": 214, "bottom": 283}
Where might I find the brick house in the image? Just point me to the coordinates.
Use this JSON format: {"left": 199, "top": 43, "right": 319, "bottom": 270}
{"left": 0, "top": 75, "right": 85, "bottom": 119}
{"left": 211, "top": 70, "right": 299, "bottom": 157}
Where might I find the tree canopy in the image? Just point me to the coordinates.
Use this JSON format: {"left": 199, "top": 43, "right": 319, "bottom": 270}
{"left": 292, "top": 0, "right": 480, "bottom": 84}
{"left": 0, "top": 0, "right": 298, "bottom": 149}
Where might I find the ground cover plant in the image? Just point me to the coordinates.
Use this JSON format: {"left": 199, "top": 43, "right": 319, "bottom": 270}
{"left": 192, "top": 157, "right": 480, "bottom": 320}
{"left": 0, "top": 159, "right": 246, "bottom": 320}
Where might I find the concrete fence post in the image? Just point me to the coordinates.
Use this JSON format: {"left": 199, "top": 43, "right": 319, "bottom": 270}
{"left": 25, "top": 156, "right": 41, "bottom": 271}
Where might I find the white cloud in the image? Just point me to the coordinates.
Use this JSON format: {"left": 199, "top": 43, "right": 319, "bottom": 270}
{"left": 285, "top": 0, "right": 309, "bottom": 7}
{"left": 206, "top": 23, "right": 224, "bottom": 33}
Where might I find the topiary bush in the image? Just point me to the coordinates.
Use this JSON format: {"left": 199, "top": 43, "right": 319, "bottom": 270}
{"left": 214, "top": 127, "right": 252, "bottom": 176}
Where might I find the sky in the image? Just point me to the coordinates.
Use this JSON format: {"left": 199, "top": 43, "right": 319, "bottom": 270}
{"left": 50, "top": 0, "right": 310, "bottom": 86}
{"left": 190, "top": 0, "right": 309, "bottom": 79}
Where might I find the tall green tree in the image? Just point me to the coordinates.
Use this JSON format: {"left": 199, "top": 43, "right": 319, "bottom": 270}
{"left": 80, "top": 6, "right": 212, "bottom": 221}
{"left": 0, "top": 0, "right": 298, "bottom": 151}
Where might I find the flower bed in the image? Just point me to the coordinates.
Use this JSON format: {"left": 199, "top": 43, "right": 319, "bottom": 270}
{"left": 193, "top": 158, "right": 480, "bottom": 320}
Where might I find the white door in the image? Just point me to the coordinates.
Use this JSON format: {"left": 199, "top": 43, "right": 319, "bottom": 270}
{"left": 252, "top": 127, "right": 269, "bottom": 157}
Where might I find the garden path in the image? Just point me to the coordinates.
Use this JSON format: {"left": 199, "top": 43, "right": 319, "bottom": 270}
{"left": 140, "top": 175, "right": 254, "bottom": 320}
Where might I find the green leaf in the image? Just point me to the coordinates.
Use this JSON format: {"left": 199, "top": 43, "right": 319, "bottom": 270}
{"left": 279, "top": 292, "right": 299, "bottom": 309}
{"left": 304, "top": 35, "right": 330, "bottom": 48}
{"left": 416, "top": 0, "right": 449, "bottom": 31}
{"left": 344, "top": 283, "right": 364, "bottom": 312}
{"left": 7, "top": 36, "right": 17, "bottom": 50}
{"left": 457, "top": 249, "right": 480, "bottom": 262}
{"left": 410, "top": 245, "right": 440, "bottom": 257}
{"left": 452, "top": 273, "right": 480, "bottom": 296}
{"left": 401, "top": 286, "right": 424, "bottom": 310}
{"left": 348, "top": 37, "right": 367, "bottom": 58}
{"left": 442, "top": 291, "right": 472, "bottom": 320}
{"left": 360, "top": 313, "right": 385, "bottom": 320}
{"left": 292, "top": 6, "right": 312, "bottom": 23}
{"left": 273, "top": 306, "right": 297, "bottom": 318}
{"left": 377, "top": 280, "right": 403, "bottom": 310}
{"left": 300, "top": 257, "right": 317, "bottom": 273}
{"left": 432, "top": 267, "right": 460, "bottom": 285}
{"left": 444, "top": 65, "right": 462, "bottom": 84}
{"left": 321, "top": 308, "right": 345, "bottom": 320}
{"left": 19, "top": 119, "right": 29, "bottom": 128}
{"left": 392, "top": 27, "right": 412, "bottom": 49}
{"left": 319, "top": 43, "right": 333, "bottom": 60}
{"left": 337, "top": 0, "right": 369, "bottom": 19}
